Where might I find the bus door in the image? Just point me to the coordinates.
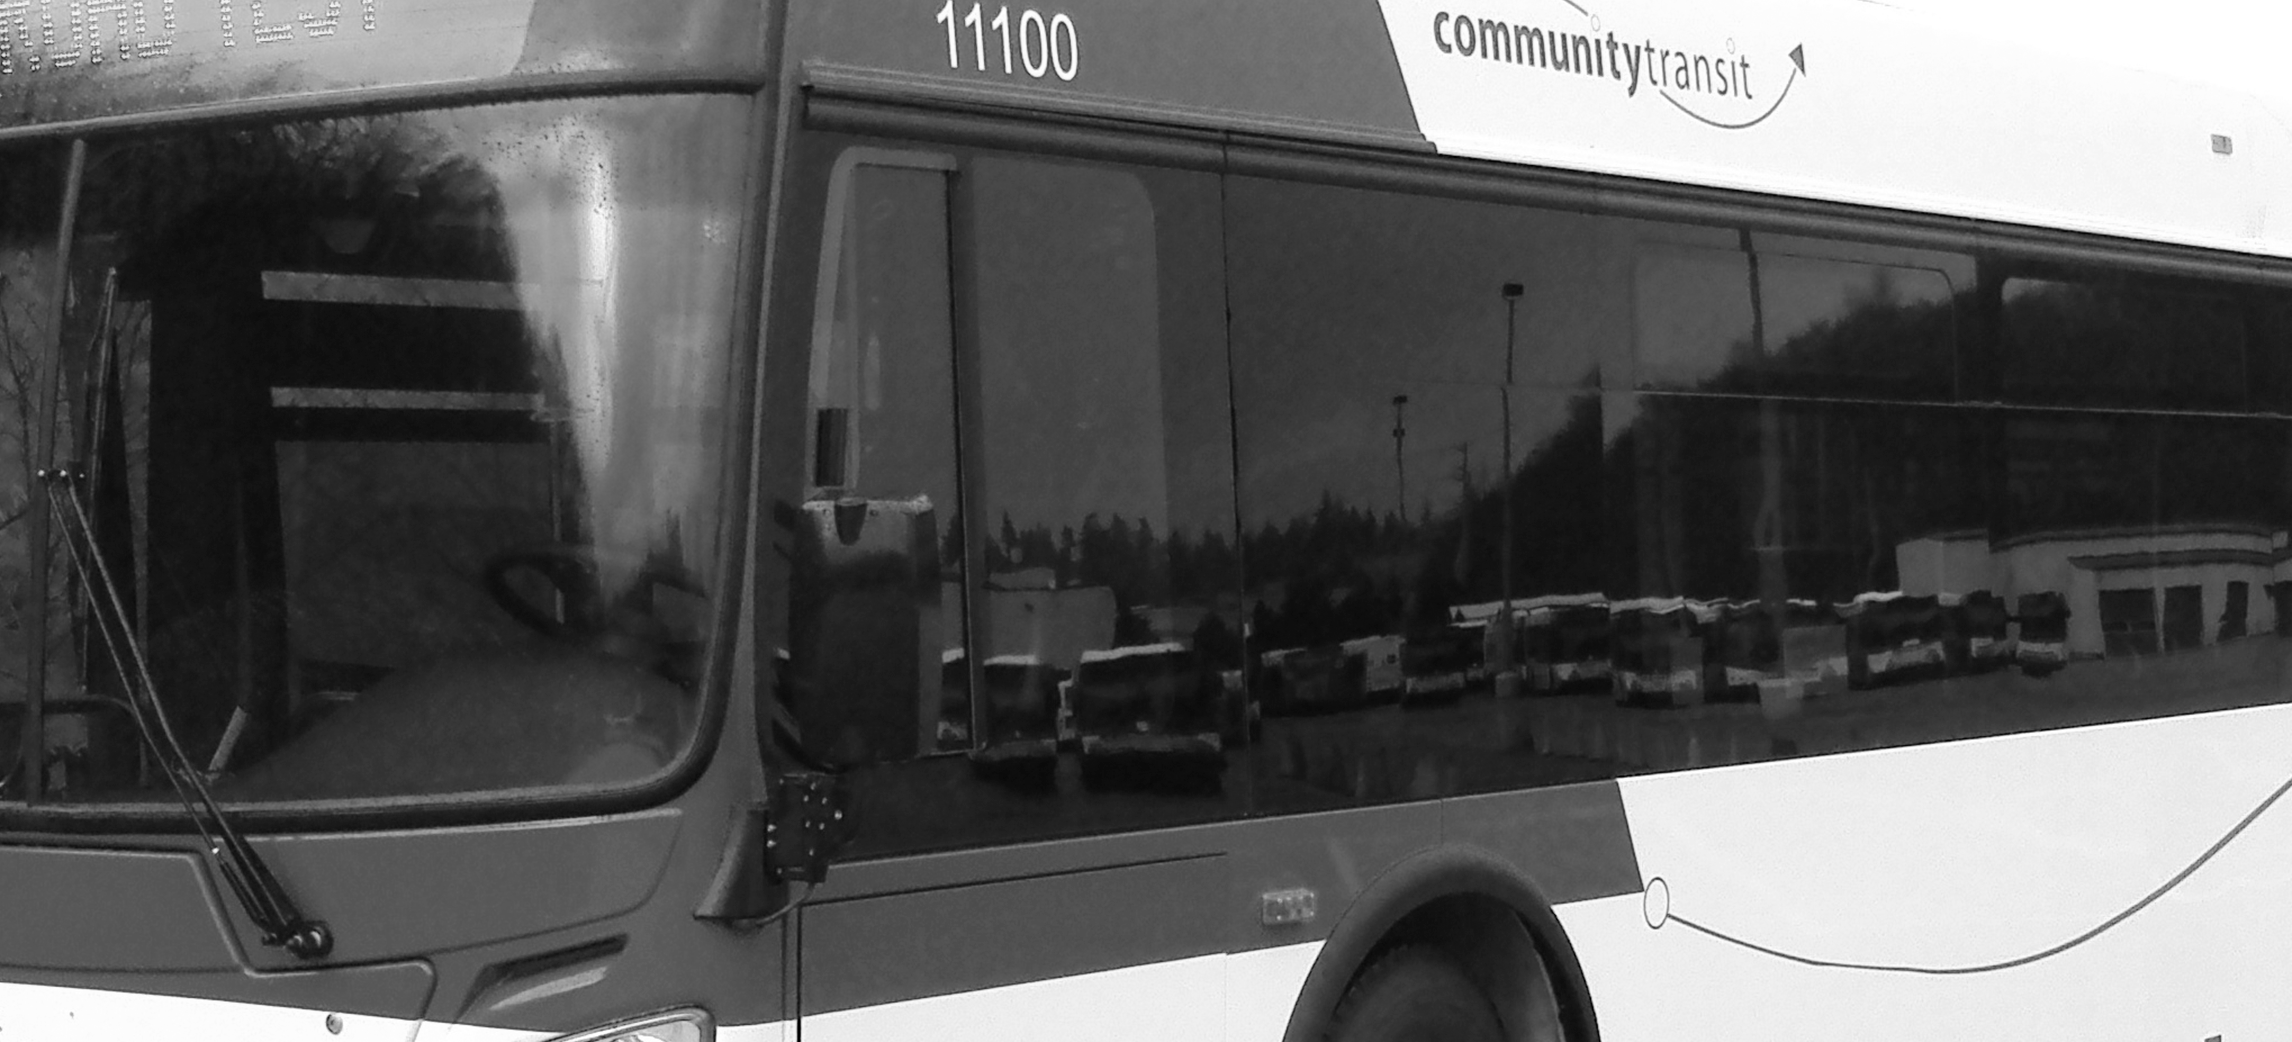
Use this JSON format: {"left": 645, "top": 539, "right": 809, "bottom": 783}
{"left": 773, "top": 128, "right": 1249, "bottom": 1040}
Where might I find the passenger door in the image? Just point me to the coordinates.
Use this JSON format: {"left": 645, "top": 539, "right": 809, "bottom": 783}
{"left": 772, "top": 129, "right": 1248, "bottom": 1041}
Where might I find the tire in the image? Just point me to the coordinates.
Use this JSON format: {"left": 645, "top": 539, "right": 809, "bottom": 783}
{"left": 1326, "top": 945, "right": 1505, "bottom": 1042}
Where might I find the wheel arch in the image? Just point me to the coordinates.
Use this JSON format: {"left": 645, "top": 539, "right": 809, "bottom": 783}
{"left": 1278, "top": 843, "right": 1601, "bottom": 1042}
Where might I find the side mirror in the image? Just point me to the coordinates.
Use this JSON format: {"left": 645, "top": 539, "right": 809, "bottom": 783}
{"left": 763, "top": 769, "right": 854, "bottom": 882}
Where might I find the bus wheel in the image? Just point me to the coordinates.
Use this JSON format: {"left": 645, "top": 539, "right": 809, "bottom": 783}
{"left": 1327, "top": 945, "right": 1503, "bottom": 1042}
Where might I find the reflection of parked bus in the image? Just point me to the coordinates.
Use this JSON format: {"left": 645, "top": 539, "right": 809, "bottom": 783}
{"left": 2016, "top": 591, "right": 2073, "bottom": 676}
{"left": 1779, "top": 600, "right": 1852, "bottom": 699}
{"left": 1258, "top": 636, "right": 1407, "bottom": 714}
{"left": 1267, "top": 645, "right": 1361, "bottom": 714}
{"left": 966, "top": 655, "right": 1068, "bottom": 789}
{"left": 1403, "top": 626, "right": 1486, "bottom": 699}
{"left": 1342, "top": 635, "right": 1406, "bottom": 697}
{"left": 1521, "top": 594, "right": 1612, "bottom": 694}
{"left": 1611, "top": 598, "right": 1715, "bottom": 707}
{"left": 1842, "top": 592, "right": 1950, "bottom": 689}
{"left": 1954, "top": 591, "right": 2016, "bottom": 674}
{"left": 1069, "top": 643, "right": 1226, "bottom": 791}
{"left": 1707, "top": 600, "right": 1776, "bottom": 702}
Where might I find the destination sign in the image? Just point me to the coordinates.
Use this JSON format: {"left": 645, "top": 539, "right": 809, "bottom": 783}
{"left": 0, "top": 1, "right": 392, "bottom": 76}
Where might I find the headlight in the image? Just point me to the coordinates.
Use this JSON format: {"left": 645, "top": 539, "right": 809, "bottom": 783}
{"left": 546, "top": 1008, "right": 712, "bottom": 1042}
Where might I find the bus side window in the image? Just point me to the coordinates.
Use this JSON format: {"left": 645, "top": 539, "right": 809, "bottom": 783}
{"left": 782, "top": 137, "right": 1244, "bottom": 859}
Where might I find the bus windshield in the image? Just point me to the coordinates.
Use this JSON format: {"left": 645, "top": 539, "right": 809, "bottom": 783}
{"left": 0, "top": 93, "right": 751, "bottom": 811}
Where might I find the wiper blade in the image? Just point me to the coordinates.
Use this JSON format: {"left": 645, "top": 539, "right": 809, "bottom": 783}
{"left": 44, "top": 452, "right": 333, "bottom": 960}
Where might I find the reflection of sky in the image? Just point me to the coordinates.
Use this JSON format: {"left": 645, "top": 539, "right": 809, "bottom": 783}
{"left": 973, "top": 159, "right": 1172, "bottom": 536}
{"left": 1638, "top": 244, "right": 1956, "bottom": 388}
{"left": 843, "top": 158, "right": 1990, "bottom": 539}
{"left": 1229, "top": 178, "right": 1608, "bottom": 525}
{"left": 486, "top": 98, "right": 745, "bottom": 589}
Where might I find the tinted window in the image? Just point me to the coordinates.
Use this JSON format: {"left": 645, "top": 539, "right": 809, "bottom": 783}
{"left": 782, "top": 139, "right": 1241, "bottom": 858}
{"left": 1637, "top": 242, "right": 1957, "bottom": 400}
{"left": 1228, "top": 177, "right": 1616, "bottom": 807}
{"left": 2002, "top": 276, "right": 2247, "bottom": 410}
{"left": 778, "top": 133, "right": 2292, "bottom": 857}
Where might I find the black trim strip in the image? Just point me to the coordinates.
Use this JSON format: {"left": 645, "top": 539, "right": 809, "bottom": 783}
{"left": 803, "top": 62, "right": 1433, "bottom": 156}
{"left": 798, "top": 854, "right": 1226, "bottom": 1016}
{"left": 805, "top": 93, "right": 1226, "bottom": 172}
{"left": 0, "top": 67, "right": 768, "bottom": 145}
{"left": 801, "top": 92, "right": 2292, "bottom": 289}
{"left": 1224, "top": 137, "right": 2292, "bottom": 288}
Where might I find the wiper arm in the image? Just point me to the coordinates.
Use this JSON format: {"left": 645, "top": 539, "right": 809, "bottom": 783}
{"left": 43, "top": 465, "right": 334, "bottom": 960}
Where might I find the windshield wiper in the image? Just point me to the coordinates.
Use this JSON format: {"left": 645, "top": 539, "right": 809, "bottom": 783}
{"left": 45, "top": 470, "right": 333, "bottom": 959}
{"left": 36, "top": 272, "right": 332, "bottom": 960}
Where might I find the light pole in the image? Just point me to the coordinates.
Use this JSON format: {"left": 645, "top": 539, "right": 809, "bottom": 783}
{"left": 1496, "top": 282, "right": 1523, "bottom": 697}
{"left": 1391, "top": 394, "right": 1410, "bottom": 523}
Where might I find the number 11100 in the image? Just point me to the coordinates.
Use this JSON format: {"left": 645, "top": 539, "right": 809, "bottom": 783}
{"left": 934, "top": 1, "right": 1079, "bottom": 82}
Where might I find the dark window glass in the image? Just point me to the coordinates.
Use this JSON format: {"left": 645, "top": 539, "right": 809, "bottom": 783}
{"left": 776, "top": 144, "right": 2292, "bottom": 855}
{"left": 1224, "top": 178, "right": 1604, "bottom": 390}
{"left": 0, "top": 144, "right": 70, "bottom": 801}
{"left": 1227, "top": 176, "right": 1615, "bottom": 808}
{"left": 1636, "top": 243, "right": 1956, "bottom": 400}
{"left": 784, "top": 139, "right": 1240, "bottom": 858}
{"left": 9, "top": 97, "right": 747, "bottom": 808}
{"left": 2002, "top": 276, "right": 2248, "bottom": 410}
{"left": 788, "top": 157, "right": 965, "bottom": 771}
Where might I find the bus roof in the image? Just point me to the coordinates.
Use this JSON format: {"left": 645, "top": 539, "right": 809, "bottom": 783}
{"left": 16, "top": 1, "right": 2282, "bottom": 259}
{"left": 794, "top": 0, "right": 2292, "bottom": 260}
{"left": 0, "top": 0, "right": 762, "bottom": 134}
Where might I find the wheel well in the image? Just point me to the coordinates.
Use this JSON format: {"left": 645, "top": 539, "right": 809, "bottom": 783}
{"left": 1278, "top": 847, "right": 1601, "bottom": 1042}
{"left": 1353, "top": 894, "right": 1563, "bottom": 1042}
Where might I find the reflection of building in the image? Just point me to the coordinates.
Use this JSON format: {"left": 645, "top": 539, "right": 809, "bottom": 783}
{"left": 939, "top": 573, "right": 1118, "bottom": 673}
{"left": 1897, "top": 526, "right": 2285, "bottom": 658}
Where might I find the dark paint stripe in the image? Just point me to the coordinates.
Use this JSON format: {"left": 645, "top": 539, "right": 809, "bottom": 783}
{"left": 1443, "top": 780, "right": 1644, "bottom": 905}
{"left": 799, "top": 854, "right": 1227, "bottom": 1015}
{"left": 795, "top": 778, "right": 1642, "bottom": 1016}
{"left": 789, "top": 0, "right": 1426, "bottom": 146}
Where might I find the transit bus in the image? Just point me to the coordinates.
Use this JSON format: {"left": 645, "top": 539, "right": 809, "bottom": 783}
{"left": 11, "top": 1, "right": 2292, "bottom": 1040}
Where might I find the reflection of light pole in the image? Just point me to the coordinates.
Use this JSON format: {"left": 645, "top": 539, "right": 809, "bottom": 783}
{"left": 1496, "top": 282, "right": 1524, "bottom": 696}
{"left": 1391, "top": 394, "right": 1410, "bottom": 521}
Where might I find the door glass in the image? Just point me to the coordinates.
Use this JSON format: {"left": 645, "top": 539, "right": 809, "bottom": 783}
{"left": 788, "top": 157, "right": 967, "bottom": 769}
{"left": 784, "top": 139, "right": 1242, "bottom": 860}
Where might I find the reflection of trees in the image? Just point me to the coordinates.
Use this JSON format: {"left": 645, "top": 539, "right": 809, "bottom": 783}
{"left": 1242, "top": 273, "right": 2292, "bottom": 649}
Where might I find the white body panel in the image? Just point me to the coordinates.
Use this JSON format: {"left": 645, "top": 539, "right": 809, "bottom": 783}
{"left": 0, "top": 982, "right": 788, "bottom": 1042}
{"left": 1565, "top": 702, "right": 2292, "bottom": 1040}
{"left": 0, "top": 947, "right": 1320, "bottom": 1042}
{"left": 1375, "top": 0, "right": 2292, "bottom": 258}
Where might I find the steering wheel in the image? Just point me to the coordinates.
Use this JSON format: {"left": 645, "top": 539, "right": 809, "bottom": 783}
{"left": 483, "top": 544, "right": 708, "bottom": 673}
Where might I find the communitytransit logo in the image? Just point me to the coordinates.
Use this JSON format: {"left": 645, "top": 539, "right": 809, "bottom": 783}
{"left": 1426, "top": 0, "right": 1807, "bottom": 128}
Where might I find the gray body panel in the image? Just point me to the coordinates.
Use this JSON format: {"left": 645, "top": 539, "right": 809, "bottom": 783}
{"left": 789, "top": 0, "right": 1425, "bottom": 147}
{"left": 794, "top": 779, "right": 1639, "bottom": 1017}
{"left": 0, "top": 846, "right": 243, "bottom": 972}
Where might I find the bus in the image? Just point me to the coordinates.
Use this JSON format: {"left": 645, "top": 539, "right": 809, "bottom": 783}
{"left": 10, "top": 0, "right": 2292, "bottom": 1040}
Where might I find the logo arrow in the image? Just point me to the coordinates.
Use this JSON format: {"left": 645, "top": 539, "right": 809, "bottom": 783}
{"left": 1661, "top": 43, "right": 1805, "bottom": 130}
